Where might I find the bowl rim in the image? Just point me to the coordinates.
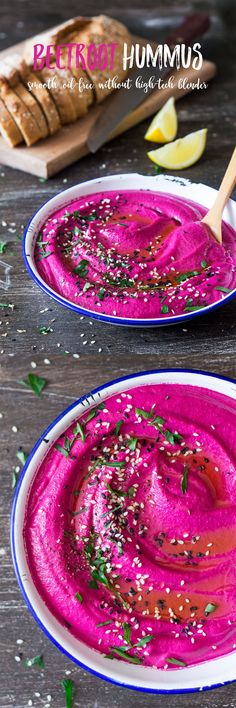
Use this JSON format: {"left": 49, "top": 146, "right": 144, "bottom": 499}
{"left": 23, "top": 173, "right": 236, "bottom": 328}
{"left": 11, "top": 367, "right": 236, "bottom": 694}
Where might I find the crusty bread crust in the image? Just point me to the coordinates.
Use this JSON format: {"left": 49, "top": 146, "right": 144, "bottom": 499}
{"left": 74, "top": 15, "right": 132, "bottom": 103}
{"left": 0, "top": 54, "right": 60, "bottom": 137}
{"left": 23, "top": 17, "right": 91, "bottom": 66}
{"left": 0, "top": 55, "right": 48, "bottom": 138}
{"left": 0, "top": 96, "right": 22, "bottom": 147}
{"left": 14, "top": 82, "right": 48, "bottom": 139}
{"left": 0, "top": 79, "right": 43, "bottom": 146}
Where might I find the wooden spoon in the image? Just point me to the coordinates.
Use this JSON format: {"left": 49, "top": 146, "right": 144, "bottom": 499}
{"left": 201, "top": 146, "right": 236, "bottom": 244}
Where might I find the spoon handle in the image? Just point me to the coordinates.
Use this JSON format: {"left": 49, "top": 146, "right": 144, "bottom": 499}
{"left": 202, "top": 146, "right": 236, "bottom": 243}
{"left": 213, "top": 146, "right": 236, "bottom": 215}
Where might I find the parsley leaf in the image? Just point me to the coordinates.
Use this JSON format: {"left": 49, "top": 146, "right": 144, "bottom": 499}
{"left": 75, "top": 592, "right": 83, "bottom": 603}
{"left": 73, "top": 259, "right": 89, "bottom": 278}
{"left": 61, "top": 678, "right": 73, "bottom": 708}
{"left": 166, "top": 657, "right": 186, "bottom": 666}
{"left": 0, "top": 241, "right": 7, "bottom": 254}
{"left": 24, "top": 654, "right": 44, "bottom": 668}
{"left": 181, "top": 464, "right": 188, "bottom": 494}
{"left": 18, "top": 374, "right": 47, "bottom": 397}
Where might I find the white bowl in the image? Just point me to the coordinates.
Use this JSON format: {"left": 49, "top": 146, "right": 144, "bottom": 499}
{"left": 23, "top": 174, "right": 236, "bottom": 327}
{"left": 11, "top": 368, "right": 236, "bottom": 693}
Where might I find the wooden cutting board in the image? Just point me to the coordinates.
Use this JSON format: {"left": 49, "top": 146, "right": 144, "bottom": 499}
{"left": 0, "top": 37, "right": 216, "bottom": 178}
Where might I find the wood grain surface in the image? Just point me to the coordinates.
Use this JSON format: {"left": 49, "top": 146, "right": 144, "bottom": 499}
{"left": 0, "top": 0, "right": 236, "bottom": 707}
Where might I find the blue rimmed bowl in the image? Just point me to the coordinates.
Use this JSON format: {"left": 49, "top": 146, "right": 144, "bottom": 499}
{"left": 23, "top": 173, "right": 236, "bottom": 327}
{"left": 11, "top": 367, "right": 236, "bottom": 693}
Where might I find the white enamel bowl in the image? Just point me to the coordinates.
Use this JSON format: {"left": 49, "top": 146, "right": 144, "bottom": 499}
{"left": 23, "top": 173, "right": 236, "bottom": 327}
{"left": 11, "top": 368, "right": 236, "bottom": 693}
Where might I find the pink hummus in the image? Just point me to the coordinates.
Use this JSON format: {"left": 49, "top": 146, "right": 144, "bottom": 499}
{"left": 35, "top": 190, "right": 236, "bottom": 319}
{"left": 24, "top": 382, "right": 236, "bottom": 669}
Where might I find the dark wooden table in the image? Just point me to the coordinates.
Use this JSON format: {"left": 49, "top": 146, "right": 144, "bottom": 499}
{"left": 1, "top": 0, "right": 236, "bottom": 706}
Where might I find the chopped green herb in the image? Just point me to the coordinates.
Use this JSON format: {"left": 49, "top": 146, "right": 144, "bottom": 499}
{"left": 98, "top": 287, "right": 105, "bottom": 301}
{"left": 164, "top": 429, "right": 182, "bottom": 445}
{"left": 161, "top": 304, "right": 169, "bottom": 314}
{"left": 75, "top": 591, "right": 83, "bottom": 603}
{"left": 135, "top": 406, "right": 154, "bottom": 420}
{"left": 96, "top": 620, "right": 112, "bottom": 628}
{"left": 55, "top": 444, "right": 69, "bottom": 458}
{"left": 204, "top": 602, "right": 217, "bottom": 616}
{"left": 73, "top": 259, "right": 89, "bottom": 278}
{"left": 16, "top": 448, "right": 27, "bottom": 466}
{"left": 108, "top": 461, "right": 125, "bottom": 468}
{"left": 128, "top": 437, "right": 138, "bottom": 451}
{"left": 89, "top": 578, "right": 99, "bottom": 589}
{"left": 151, "top": 415, "right": 165, "bottom": 427}
{"left": 36, "top": 250, "right": 54, "bottom": 260}
{"left": 18, "top": 373, "right": 47, "bottom": 397}
{"left": 0, "top": 302, "right": 14, "bottom": 309}
{"left": 154, "top": 165, "right": 164, "bottom": 175}
{"left": 215, "top": 286, "right": 231, "bottom": 294}
{"left": 12, "top": 469, "right": 19, "bottom": 489}
{"left": 115, "top": 419, "right": 123, "bottom": 436}
{"left": 176, "top": 270, "right": 200, "bottom": 284}
{"left": 39, "top": 326, "right": 52, "bottom": 335}
{"left": 73, "top": 226, "right": 82, "bottom": 236}
{"left": 166, "top": 657, "right": 187, "bottom": 666}
{"left": 72, "top": 421, "right": 85, "bottom": 442}
{"left": 110, "top": 647, "right": 142, "bottom": 664}
{"left": 135, "top": 634, "right": 153, "bottom": 647}
{"left": 123, "top": 622, "right": 131, "bottom": 644}
{"left": 201, "top": 260, "right": 207, "bottom": 269}
{"left": 0, "top": 241, "right": 7, "bottom": 253}
{"left": 106, "top": 483, "right": 125, "bottom": 497}
{"left": 61, "top": 678, "right": 73, "bottom": 708}
{"left": 83, "top": 282, "right": 91, "bottom": 292}
{"left": 24, "top": 654, "right": 44, "bottom": 668}
{"left": 181, "top": 464, "right": 188, "bottom": 494}
{"left": 184, "top": 304, "right": 205, "bottom": 312}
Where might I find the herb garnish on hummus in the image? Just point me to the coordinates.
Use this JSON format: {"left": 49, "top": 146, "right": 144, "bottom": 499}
{"left": 35, "top": 190, "right": 236, "bottom": 319}
{"left": 24, "top": 382, "right": 236, "bottom": 669}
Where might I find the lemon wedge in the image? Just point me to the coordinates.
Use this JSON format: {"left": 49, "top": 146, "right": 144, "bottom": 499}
{"left": 147, "top": 129, "right": 208, "bottom": 169}
{"left": 144, "top": 97, "right": 177, "bottom": 143}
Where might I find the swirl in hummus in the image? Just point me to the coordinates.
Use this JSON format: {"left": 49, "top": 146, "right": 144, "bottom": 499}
{"left": 34, "top": 190, "right": 236, "bottom": 319}
{"left": 24, "top": 382, "right": 236, "bottom": 669}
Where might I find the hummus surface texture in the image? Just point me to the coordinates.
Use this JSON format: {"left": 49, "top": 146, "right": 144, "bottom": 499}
{"left": 35, "top": 190, "right": 236, "bottom": 319}
{"left": 24, "top": 382, "right": 236, "bottom": 669}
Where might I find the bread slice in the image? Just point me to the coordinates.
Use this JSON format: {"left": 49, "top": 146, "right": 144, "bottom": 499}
{"left": 0, "top": 56, "right": 48, "bottom": 139}
{"left": 39, "top": 66, "right": 77, "bottom": 124}
{"left": 74, "top": 15, "right": 132, "bottom": 103}
{"left": 59, "top": 67, "right": 92, "bottom": 118}
{"left": 58, "top": 57, "right": 94, "bottom": 117}
{"left": 0, "top": 78, "right": 44, "bottom": 146}
{"left": 8, "top": 55, "right": 61, "bottom": 136}
{"left": 0, "top": 96, "right": 22, "bottom": 147}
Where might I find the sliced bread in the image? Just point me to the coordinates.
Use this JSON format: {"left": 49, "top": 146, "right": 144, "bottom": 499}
{"left": 0, "top": 96, "right": 22, "bottom": 147}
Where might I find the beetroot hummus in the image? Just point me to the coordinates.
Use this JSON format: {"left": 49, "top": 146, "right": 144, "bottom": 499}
{"left": 35, "top": 190, "right": 236, "bottom": 319}
{"left": 24, "top": 382, "right": 236, "bottom": 669}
